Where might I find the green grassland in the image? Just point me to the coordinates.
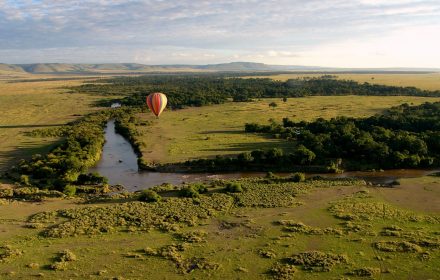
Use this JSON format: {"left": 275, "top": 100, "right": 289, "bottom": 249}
{"left": 0, "top": 78, "right": 110, "bottom": 172}
{"left": 0, "top": 176, "right": 439, "bottom": 279}
{"left": 246, "top": 73, "right": 440, "bottom": 91}
{"left": 0, "top": 74, "right": 439, "bottom": 279}
{"left": 137, "top": 95, "right": 440, "bottom": 164}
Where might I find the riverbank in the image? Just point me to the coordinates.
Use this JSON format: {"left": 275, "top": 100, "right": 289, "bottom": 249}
{"left": 88, "top": 119, "right": 440, "bottom": 190}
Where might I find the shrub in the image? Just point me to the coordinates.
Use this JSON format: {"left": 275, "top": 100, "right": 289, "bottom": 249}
{"left": 0, "top": 189, "right": 13, "bottom": 198}
{"left": 348, "top": 267, "right": 381, "bottom": 277}
{"left": 50, "top": 250, "right": 77, "bottom": 271}
{"left": 138, "top": 190, "right": 161, "bottom": 202}
{"left": 76, "top": 172, "right": 108, "bottom": 185}
{"left": 63, "top": 185, "right": 76, "bottom": 197}
{"left": 258, "top": 249, "right": 276, "bottom": 258}
{"left": 265, "top": 172, "right": 278, "bottom": 179}
{"left": 237, "top": 152, "right": 254, "bottom": 162}
{"left": 373, "top": 241, "right": 422, "bottom": 253}
{"left": 291, "top": 172, "right": 306, "bottom": 182}
{"left": 13, "top": 187, "right": 40, "bottom": 198}
{"left": 0, "top": 245, "right": 23, "bottom": 263}
{"left": 179, "top": 184, "right": 207, "bottom": 198}
{"left": 26, "top": 263, "right": 39, "bottom": 269}
{"left": 59, "top": 250, "right": 77, "bottom": 262}
{"left": 151, "top": 183, "right": 177, "bottom": 192}
{"left": 50, "top": 261, "right": 68, "bottom": 271}
{"left": 390, "top": 180, "right": 400, "bottom": 185}
{"left": 269, "top": 262, "right": 297, "bottom": 280}
{"left": 191, "top": 183, "right": 208, "bottom": 193}
{"left": 225, "top": 182, "right": 243, "bottom": 193}
{"left": 269, "top": 102, "right": 278, "bottom": 108}
{"left": 288, "top": 251, "right": 348, "bottom": 272}
{"left": 19, "top": 175, "right": 30, "bottom": 186}
{"left": 175, "top": 230, "right": 207, "bottom": 243}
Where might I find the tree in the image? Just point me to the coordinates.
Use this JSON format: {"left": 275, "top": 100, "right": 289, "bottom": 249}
{"left": 138, "top": 190, "right": 161, "bottom": 202}
{"left": 291, "top": 172, "right": 306, "bottom": 182}
{"left": 238, "top": 152, "right": 254, "bottom": 163}
{"left": 225, "top": 182, "right": 243, "bottom": 193}
{"left": 269, "top": 102, "right": 278, "bottom": 109}
{"left": 293, "top": 145, "right": 316, "bottom": 165}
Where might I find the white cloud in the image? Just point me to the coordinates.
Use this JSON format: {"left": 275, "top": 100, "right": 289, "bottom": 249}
{"left": 0, "top": 0, "right": 439, "bottom": 67}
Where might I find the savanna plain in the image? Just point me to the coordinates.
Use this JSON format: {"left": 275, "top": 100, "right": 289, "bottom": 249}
{"left": 0, "top": 73, "right": 439, "bottom": 279}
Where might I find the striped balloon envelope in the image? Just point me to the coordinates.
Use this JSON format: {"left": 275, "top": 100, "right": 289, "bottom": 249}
{"left": 146, "top": 92, "right": 167, "bottom": 117}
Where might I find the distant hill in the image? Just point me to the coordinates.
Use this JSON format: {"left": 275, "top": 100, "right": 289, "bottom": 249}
{"left": 0, "top": 62, "right": 439, "bottom": 74}
{"left": 196, "top": 62, "right": 275, "bottom": 71}
{"left": 0, "top": 63, "right": 27, "bottom": 74}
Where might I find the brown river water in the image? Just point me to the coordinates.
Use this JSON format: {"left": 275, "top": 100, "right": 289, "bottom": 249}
{"left": 89, "top": 120, "right": 439, "bottom": 191}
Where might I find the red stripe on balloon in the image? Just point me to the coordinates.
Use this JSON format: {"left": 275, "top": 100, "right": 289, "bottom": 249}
{"left": 154, "top": 93, "right": 161, "bottom": 116}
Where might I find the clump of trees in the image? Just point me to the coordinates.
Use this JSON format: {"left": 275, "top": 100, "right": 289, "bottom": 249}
{"left": 179, "top": 102, "right": 440, "bottom": 172}
{"left": 180, "top": 147, "right": 336, "bottom": 173}
{"left": 244, "top": 102, "right": 440, "bottom": 170}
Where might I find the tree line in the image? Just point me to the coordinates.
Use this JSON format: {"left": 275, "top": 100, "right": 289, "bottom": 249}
{"left": 243, "top": 102, "right": 440, "bottom": 170}
{"left": 71, "top": 75, "right": 440, "bottom": 109}
{"left": 177, "top": 102, "right": 440, "bottom": 172}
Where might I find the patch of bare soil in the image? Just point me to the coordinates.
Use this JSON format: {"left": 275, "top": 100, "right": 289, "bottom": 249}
{"left": 371, "top": 179, "right": 440, "bottom": 213}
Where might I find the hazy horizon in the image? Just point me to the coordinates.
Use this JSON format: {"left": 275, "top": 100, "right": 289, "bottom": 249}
{"left": 1, "top": 0, "right": 439, "bottom": 68}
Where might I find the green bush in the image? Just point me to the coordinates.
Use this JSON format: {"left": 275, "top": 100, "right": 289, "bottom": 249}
{"left": 19, "top": 175, "right": 30, "bottom": 186}
{"left": 288, "top": 251, "right": 348, "bottom": 272}
{"left": 179, "top": 183, "right": 207, "bottom": 198}
{"left": 191, "top": 183, "right": 208, "bottom": 193}
{"left": 265, "top": 172, "right": 278, "bottom": 179}
{"left": 0, "top": 245, "right": 23, "bottom": 262}
{"left": 63, "top": 185, "right": 76, "bottom": 197}
{"left": 269, "top": 262, "right": 297, "bottom": 280}
{"left": 373, "top": 241, "right": 422, "bottom": 253}
{"left": 348, "top": 267, "right": 381, "bottom": 277}
{"left": 138, "top": 190, "right": 161, "bottom": 202}
{"left": 291, "top": 172, "right": 306, "bottom": 182}
{"left": 225, "top": 182, "right": 243, "bottom": 193}
{"left": 75, "top": 173, "right": 108, "bottom": 185}
{"left": 0, "top": 189, "right": 13, "bottom": 198}
{"left": 179, "top": 186, "right": 200, "bottom": 198}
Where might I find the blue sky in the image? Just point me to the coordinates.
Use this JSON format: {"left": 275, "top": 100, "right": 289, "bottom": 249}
{"left": 0, "top": 0, "right": 439, "bottom": 67}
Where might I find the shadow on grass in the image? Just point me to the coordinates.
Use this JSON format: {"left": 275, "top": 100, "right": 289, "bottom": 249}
{"left": 0, "top": 124, "right": 64, "bottom": 129}
{"left": 200, "top": 140, "right": 293, "bottom": 153}
{"left": 91, "top": 98, "right": 122, "bottom": 108}
{"left": 0, "top": 140, "right": 62, "bottom": 175}
{"left": 199, "top": 130, "right": 243, "bottom": 135}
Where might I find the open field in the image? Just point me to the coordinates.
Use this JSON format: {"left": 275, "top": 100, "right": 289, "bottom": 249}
{"left": 0, "top": 176, "right": 439, "bottom": 279}
{"left": 137, "top": 95, "right": 440, "bottom": 164}
{"left": 0, "top": 74, "right": 439, "bottom": 279}
{"left": 246, "top": 73, "right": 440, "bottom": 91}
{"left": 0, "top": 77, "right": 110, "bottom": 172}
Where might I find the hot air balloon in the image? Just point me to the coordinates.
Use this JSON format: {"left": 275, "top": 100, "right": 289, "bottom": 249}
{"left": 146, "top": 92, "right": 167, "bottom": 117}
